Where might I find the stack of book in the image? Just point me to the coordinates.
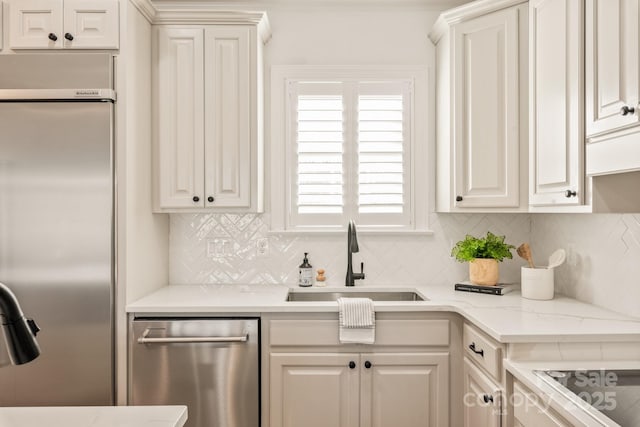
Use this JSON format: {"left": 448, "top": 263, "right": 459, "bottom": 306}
{"left": 454, "top": 281, "right": 518, "bottom": 295}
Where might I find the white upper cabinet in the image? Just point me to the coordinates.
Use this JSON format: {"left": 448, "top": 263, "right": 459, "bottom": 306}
{"left": 203, "top": 27, "right": 252, "bottom": 209}
{"left": 585, "top": 0, "right": 640, "bottom": 137}
{"left": 155, "top": 27, "right": 206, "bottom": 209}
{"left": 585, "top": 0, "right": 640, "bottom": 177}
{"left": 153, "top": 16, "right": 269, "bottom": 212}
{"left": 8, "top": 0, "right": 119, "bottom": 49}
{"left": 529, "top": 0, "right": 584, "bottom": 206}
{"left": 430, "top": 0, "right": 528, "bottom": 212}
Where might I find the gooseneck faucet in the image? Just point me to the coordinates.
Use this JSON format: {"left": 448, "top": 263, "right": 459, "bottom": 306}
{"left": 345, "top": 221, "right": 365, "bottom": 287}
{"left": 0, "top": 282, "right": 40, "bottom": 365}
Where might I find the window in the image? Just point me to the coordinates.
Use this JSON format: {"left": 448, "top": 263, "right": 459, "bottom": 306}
{"left": 271, "top": 67, "right": 429, "bottom": 232}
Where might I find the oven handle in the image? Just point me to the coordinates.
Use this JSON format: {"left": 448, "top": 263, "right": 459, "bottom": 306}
{"left": 137, "top": 328, "right": 248, "bottom": 344}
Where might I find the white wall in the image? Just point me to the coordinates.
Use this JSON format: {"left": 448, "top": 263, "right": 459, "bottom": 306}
{"left": 117, "top": 0, "right": 169, "bottom": 404}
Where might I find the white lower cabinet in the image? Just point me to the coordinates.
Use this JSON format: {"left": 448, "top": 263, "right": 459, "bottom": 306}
{"left": 361, "top": 353, "right": 448, "bottom": 427}
{"left": 463, "top": 359, "right": 502, "bottom": 427}
{"left": 462, "top": 323, "right": 505, "bottom": 427}
{"left": 265, "top": 314, "right": 451, "bottom": 427}
{"left": 270, "top": 353, "right": 359, "bottom": 427}
{"left": 270, "top": 352, "right": 448, "bottom": 427}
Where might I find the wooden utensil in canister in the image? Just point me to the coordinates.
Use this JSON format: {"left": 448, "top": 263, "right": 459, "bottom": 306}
{"left": 517, "top": 243, "right": 535, "bottom": 268}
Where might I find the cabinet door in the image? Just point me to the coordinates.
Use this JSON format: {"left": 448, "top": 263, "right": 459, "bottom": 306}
{"left": 529, "top": 0, "right": 583, "bottom": 205}
{"left": 452, "top": 7, "right": 521, "bottom": 208}
{"left": 270, "top": 353, "right": 360, "bottom": 427}
{"left": 156, "top": 27, "right": 206, "bottom": 209}
{"left": 63, "top": 0, "right": 118, "bottom": 49}
{"left": 203, "top": 27, "right": 252, "bottom": 208}
{"left": 463, "top": 359, "right": 501, "bottom": 427}
{"left": 585, "top": 0, "right": 640, "bottom": 137}
{"left": 9, "top": 0, "right": 63, "bottom": 49}
{"left": 360, "top": 353, "right": 449, "bottom": 427}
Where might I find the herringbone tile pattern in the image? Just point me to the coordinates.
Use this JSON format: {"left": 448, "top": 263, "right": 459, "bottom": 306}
{"left": 532, "top": 214, "right": 640, "bottom": 318}
{"left": 170, "top": 213, "right": 532, "bottom": 287}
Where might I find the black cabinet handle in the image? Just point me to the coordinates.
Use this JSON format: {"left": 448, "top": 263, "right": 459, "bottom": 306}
{"left": 469, "top": 342, "right": 484, "bottom": 357}
{"left": 48, "top": 33, "right": 58, "bottom": 41}
{"left": 192, "top": 196, "right": 200, "bottom": 202}
{"left": 364, "top": 361, "right": 372, "bottom": 369}
{"left": 621, "top": 105, "right": 635, "bottom": 116}
{"left": 483, "top": 394, "right": 494, "bottom": 404}
{"left": 456, "top": 195, "right": 463, "bottom": 202}
{"left": 349, "top": 361, "right": 356, "bottom": 369}
{"left": 207, "top": 196, "right": 214, "bottom": 203}
{"left": 64, "top": 33, "right": 74, "bottom": 41}
{"left": 565, "top": 190, "right": 577, "bottom": 198}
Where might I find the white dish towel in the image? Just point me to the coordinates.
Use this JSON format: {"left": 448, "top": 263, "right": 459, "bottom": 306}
{"left": 337, "top": 297, "right": 375, "bottom": 344}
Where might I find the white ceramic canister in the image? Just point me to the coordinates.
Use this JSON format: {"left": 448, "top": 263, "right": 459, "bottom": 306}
{"left": 521, "top": 267, "right": 554, "bottom": 300}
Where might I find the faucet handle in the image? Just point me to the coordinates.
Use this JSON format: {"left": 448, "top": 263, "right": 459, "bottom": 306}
{"left": 354, "top": 262, "right": 365, "bottom": 281}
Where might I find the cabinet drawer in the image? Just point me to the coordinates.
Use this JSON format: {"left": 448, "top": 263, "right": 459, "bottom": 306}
{"left": 463, "top": 323, "right": 503, "bottom": 381}
{"left": 270, "top": 319, "right": 450, "bottom": 347}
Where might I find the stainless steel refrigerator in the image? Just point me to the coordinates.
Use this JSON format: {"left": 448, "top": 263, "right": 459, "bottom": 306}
{"left": 0, "top": 53, "right": 114, "bottom": 405}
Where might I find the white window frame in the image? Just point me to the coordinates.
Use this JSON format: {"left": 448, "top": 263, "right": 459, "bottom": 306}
{"left": 271, "top": 66, "right": 430, "bottom": 233}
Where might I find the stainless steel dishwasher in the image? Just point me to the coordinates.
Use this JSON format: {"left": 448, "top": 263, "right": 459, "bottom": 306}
{"left": 129, "top": 318, "right": 259, "bottom": 427}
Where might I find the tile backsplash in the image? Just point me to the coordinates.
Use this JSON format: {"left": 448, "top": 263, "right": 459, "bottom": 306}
{"left": 170, "top": 213, "right": 531, "bottom": 287}
{"left": 531, "top": 214, "right": 640, "bottom": 318}
{"left": 171, "top": 212, "right": 640, "bottom": 318}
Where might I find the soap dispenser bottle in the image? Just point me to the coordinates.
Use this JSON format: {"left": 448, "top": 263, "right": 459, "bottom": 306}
{"left": 298, "top": 252, "right": 313, "bottom": 287}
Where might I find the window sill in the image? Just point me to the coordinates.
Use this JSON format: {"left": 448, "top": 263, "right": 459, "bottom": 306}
{"left": 268, "top": 228, "right": 434, "bottom": 237}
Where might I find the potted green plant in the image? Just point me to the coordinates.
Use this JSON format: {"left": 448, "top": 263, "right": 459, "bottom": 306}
{"left": 451, "top": 231, "right": 515, "bottom": 286}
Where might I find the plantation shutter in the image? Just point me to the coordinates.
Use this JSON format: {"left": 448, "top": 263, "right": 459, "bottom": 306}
{"left": 290, "top": 82, "right": 345, "bottom": 226}
{"left": 287, "top": 79, "right": 412, "bottom": 229}
{"left": 356, "top": 82, "right": 411, "bottom": 225}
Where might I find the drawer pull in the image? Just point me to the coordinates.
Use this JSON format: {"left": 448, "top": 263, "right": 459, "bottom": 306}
{"left": 483, "top": 394, "right": 494, "bottom": 404}
{"left": 469, "top": 342, "right": 484, "bottom": 357}
{"left": 349, "top": 361, "right": 356, "bottom": 369}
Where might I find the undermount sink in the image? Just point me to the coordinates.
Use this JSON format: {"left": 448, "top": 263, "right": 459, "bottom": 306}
{"left": 286, "top": 289, "right": 427, "bottom": 302}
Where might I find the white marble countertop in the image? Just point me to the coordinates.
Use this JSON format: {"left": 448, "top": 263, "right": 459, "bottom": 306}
{"left": 0, "top": 405, "right": 187, "bottom": 427}
{"left": 126, "top": 283, "right": 640, "bottom": 344}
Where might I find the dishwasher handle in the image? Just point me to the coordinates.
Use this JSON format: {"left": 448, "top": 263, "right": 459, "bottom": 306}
{"left": 137, "top": 328, "right": 249, "bottom": 344}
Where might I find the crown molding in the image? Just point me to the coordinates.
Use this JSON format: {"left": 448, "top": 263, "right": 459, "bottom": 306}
{"left": 128, "top": 1, "right": 271, "bottom": 42}
{"left": 129, "top": 0, "right": 157, "bottom": 23}
{"left": 428, "top": 0, "right": 526, "bottom": 43}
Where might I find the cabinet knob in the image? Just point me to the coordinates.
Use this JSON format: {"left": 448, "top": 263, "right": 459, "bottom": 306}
{"left": 364, "top": 361, "right": 372, "bottom": 369}
{"left": 64, "top": 33, "right": 74, "bottom": 41}
{"left": 564, "top": 190, "right": 577, "bottom": 198}
{"left": 483, "top": 394, "right": 494, "bottom": 404}
{"left": 620, "top": 105, "right": 635, "bottom": 116}
{"left": 192, "top": 196, "right": 200, "bottom": 202}
{"left": 456, "top": 195, "right": 463, "bottom": 202}
{"left": 48, "top": 33, "right": 58, "bottom": 42}
{"left": 348, "top": 361, "right": 356, "bottom": 369}
{"left": 207, "top": 196, "right": 214, "bottom": 203}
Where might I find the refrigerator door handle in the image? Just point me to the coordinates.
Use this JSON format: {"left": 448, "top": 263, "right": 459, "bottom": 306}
{"left": 137, "top": 328, "right": 248, "bottom": 344}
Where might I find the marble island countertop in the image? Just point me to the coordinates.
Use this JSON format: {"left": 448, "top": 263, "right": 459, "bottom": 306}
{"left": 0, "top": 405, "right": 187, "bottom": 427}
{"left": 126, "top": 283, "right": 640, "bottom": 344}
